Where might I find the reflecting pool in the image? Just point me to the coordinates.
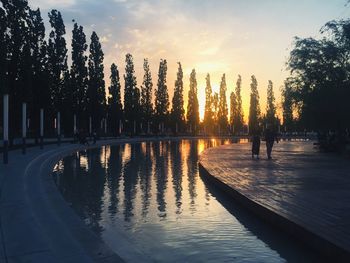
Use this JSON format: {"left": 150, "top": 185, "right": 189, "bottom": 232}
{"left": 52, "top": 139, "right": 320, "bottom": 262}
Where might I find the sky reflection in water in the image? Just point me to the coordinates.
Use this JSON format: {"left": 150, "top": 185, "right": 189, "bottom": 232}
{"left": 53, "top": 139, "right": 320, "bottom": 263}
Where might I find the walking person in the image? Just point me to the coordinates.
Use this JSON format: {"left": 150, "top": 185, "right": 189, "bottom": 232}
{"left": 251, "top": 130, "right": 261, "bottom": 159}
{"left": 265, "top": 127, "right": 278, "bottom": 159}
{"left": 92, "top": 131, "right": 97, "bottom": 144}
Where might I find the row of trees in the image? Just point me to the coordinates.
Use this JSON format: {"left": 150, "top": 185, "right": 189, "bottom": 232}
{"left": 0, "top": 0, "right": 282, "bottom": 143}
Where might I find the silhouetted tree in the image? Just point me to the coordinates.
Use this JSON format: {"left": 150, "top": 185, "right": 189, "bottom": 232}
{"left": 87, "top": 31, "right": 105, "bottom": 132}
{"left": 287, "top": 19, "right": 350, "bottom": 131}
{"left": 3, "top": 0, "right": 30, "bottom": 140}
{"left": 187, "top": 69, "right": 199, "bottom": 134}
{"left": 265, "top": 80, "right": 277, "bottom": 127}
{"left": 27, "top": 8, "right": 51, "bottom": 138}
{"left": 212, "top": 92, "right": 219, "bottom": 134}
{"left": 234, "top": 75, "right": 244, "bottom": 134}
{"left": 140, "top": 58, "right": 153, "bottom": 133}
{"left": 282, "top": 79, "right": 294, "bottom": 132}
{"left": 124, "top": 53, "right": 140, "bottom": 134}
{"left": 248, "top": 75, "right": 261, "bottom": 134}
{"left": 0, "top": 5, "right": 7, "bottom": 127}
{"left": 155, "top": 59, "right": 169, "bottom": 133}
{"left": 218, "top": 74, "right": 228, "bottom": 134}
{"left": 171, "top": 62, "right": 185, "bottom": 134}
{"left": 108, "top": 63, "right": 123, "bottom": 135}
{"left": 203, "top": 73, "right": 214, "bottom": 134}
{"left": 230, "top": 91, "right": 237, "bottom": 134}
{"left": 48, "top": 9, "right": 68, "bottom": 117}
{"left": 0, "top": 5, "right": 8, "bottom": 96}
{"left": 70, "top": 21, "right": 88, "bottom": 130}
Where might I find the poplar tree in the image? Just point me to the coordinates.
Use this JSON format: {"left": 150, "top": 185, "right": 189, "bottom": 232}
{"left": 155, "top": 59, "right": 169, "bottom": 132}
{"left": 28, "top": 8, "right": 50, "bottom": 137}
{"left": 0, "top": 5, "right": 7, "bottom": 96}
{"left": 266, "top": 80, "right": 277, "bottom": 126}
{"left": 282, "top": 79, "right": 294, "bottom": 132}
{"left": 230, "top": 91, "right": 237, "bottom": 133}
{"left": 124, "top": 53, "right": 139, "bottom": 134}
{"left": 87, "top": 31, "right": 105, "bottom": 132}
{"left": 203, "top": 73, "right": 213, "bottom": 133}
{"left": 108, "top": 63, "right": 123, "bottom": 135}
{"left": 212, "top": 92, "right": 219, "bottom": 125}
{"left": 3, "top": 0, "right": 30, "bottom": 139}
{"left": 234, "top": 75, "right": 244, "bottom": 134}
{"left": 171, "top": 62, "right": 185, "bottom": 133}
{"left": 48, "top": 9, "right": 68, "bottom": 115}
{"left": 248, "top": 75, "right": 261, "bottom": 134}
{"left": 0, "top": 5, "right": 7, "bottom": 126}
{"left": 70, "top": 21, "right": 88, "bottom": 128}
{"left": 218, "top": 74, "right": 228, "bottom": 134}
{"left": 140, "top": 58, "right": 153, "bottom": 131}
{"left": 187, "top": 69, "right": 199, "bottom": 134}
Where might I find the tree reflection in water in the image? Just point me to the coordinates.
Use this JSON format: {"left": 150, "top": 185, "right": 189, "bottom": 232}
{"left": 52, "top": 139, "right": 320, "bottom": 262}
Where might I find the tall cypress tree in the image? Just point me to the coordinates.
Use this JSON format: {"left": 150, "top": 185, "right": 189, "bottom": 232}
{"left": 48, "top": 9, "right": 68, "bottom": 116}
{"left": 155, "top": 59, "right": 169, "bottom": 132}
{"left": 230, "top": 91, "right": 237, "bottom": 133}
{"left": 212, "top": 92, "right": 219, "bottom": 126}
{"left": 218, "top": 74, "right": 228, "bottom": 134}
{"left": 248, "top": 75, "right": 261, "bottom": 134}
{"left": 203, "top": 73, "right": 213, "bottom": 134}
{"left": 282, "top": 79, "right": 294, "bottom": 132}
{"left": 108, "top": 63, "right": 123, "bottom": 135}
{"left": 27, "top": 8, "right": 50, "bottom": 137}
{"left": 70, "top": 21, "right": 88, "bottom": 129}
{"left": 0, "top": 5, "right": 8, "bottom": 127}
{"left": 186, "top": 69, "right": 199, "bottom": 134}
{"left": 265, "top": 80, "right": 276, "bottom": 126}
{"left": 87, "top": 31, "right": 105, "bottom": 132}
{"left": 234, "top": 75, "right": 244, "bottom": 134}
{"left": 3, "top": 0, "right": 30, "bottom": 139}
{"left": 0, "top": 5, "right": 8, "bottom": 96}
{"left": 124, "top": 53, "right": 139, "bottom": 134}
{"left": 171, "top": 62, "right": 185, "bottom": 133}
{"left": 140, "top": 58, "right": 153, "bottom": 131}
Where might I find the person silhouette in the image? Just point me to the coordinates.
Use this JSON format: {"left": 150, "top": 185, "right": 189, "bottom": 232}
{"left": 251, "top": 130, "right": 261, "bottom": 159}
{"left": 264, "top": 127, "right": 278, "bottom": 159}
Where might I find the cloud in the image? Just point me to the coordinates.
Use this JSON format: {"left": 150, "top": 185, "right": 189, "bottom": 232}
{"left": 29, "top": 0, "right": 76, "bottom": 10}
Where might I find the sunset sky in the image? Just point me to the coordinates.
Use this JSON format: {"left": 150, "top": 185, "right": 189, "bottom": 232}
{"left": 30, "top": 0, "right": 349, "bottom": 121}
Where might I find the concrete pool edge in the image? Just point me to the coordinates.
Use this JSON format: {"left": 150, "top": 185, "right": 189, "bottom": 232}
{"left": 198, "top": 146, "right": 350, "bottom": 262}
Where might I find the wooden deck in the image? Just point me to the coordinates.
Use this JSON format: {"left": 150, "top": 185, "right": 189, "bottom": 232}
{"left": 199, "top": 141, "right": 350, "bottom": 261}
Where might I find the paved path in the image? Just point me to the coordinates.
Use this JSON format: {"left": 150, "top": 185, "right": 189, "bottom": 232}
{"left": 199, "top": 141, "right": 350, "bottom": 261}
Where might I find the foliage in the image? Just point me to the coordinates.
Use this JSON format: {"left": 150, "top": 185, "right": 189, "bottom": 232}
{"left": 108, "top": 63, "right": 123, "bottom": 135}
{"left": 217, "top": 74, "right": 228, "bottom": 133}
{"left": 286, "top": 19, "right": 350, "bottom": 131}
{"left": 248, "top": 75, "right": 261, "bottom": 134}
{"left": 187, "top": 69, "right": 199, "bottom": 134}
{"left": 203, "top": 73, "right": 214, "bottom": 133}
{"left": 155, "top": 59, "right": 169, "bottom": 125}
{"left": 87, "top": 31, "right": 105, "bottom": 131}
{"left": 140, "top": 58, "right": 153, "bottom": 123}
{"left": 171, "top": 62, "right": 185, "bottom": 132}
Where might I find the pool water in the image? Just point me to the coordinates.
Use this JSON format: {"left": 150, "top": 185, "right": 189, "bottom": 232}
{"left": 52, "top": 139, "right": 320, "bottom": 262}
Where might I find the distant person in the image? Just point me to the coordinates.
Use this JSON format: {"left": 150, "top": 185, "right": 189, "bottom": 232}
{"left": 92, "top": 131, "right": 97, "bottom": 144}
{"left": 251, "top": 131, "right": 261, "bottom": 159}
{"left": 79, "top": 130, "right": 89, "bottom": 145}
{"left": 265, "top": 128, "right": 278, "bottom": 159}
{"left": 74, "top": 130, "right": 79, "bottom": 143}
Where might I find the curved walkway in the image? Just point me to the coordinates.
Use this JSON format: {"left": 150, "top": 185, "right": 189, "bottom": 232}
{"left": 199, "top": 141, "right": 350, "bottom": 262}
{"left": 0, "top": 138, "right": 165, "bottom": 263}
